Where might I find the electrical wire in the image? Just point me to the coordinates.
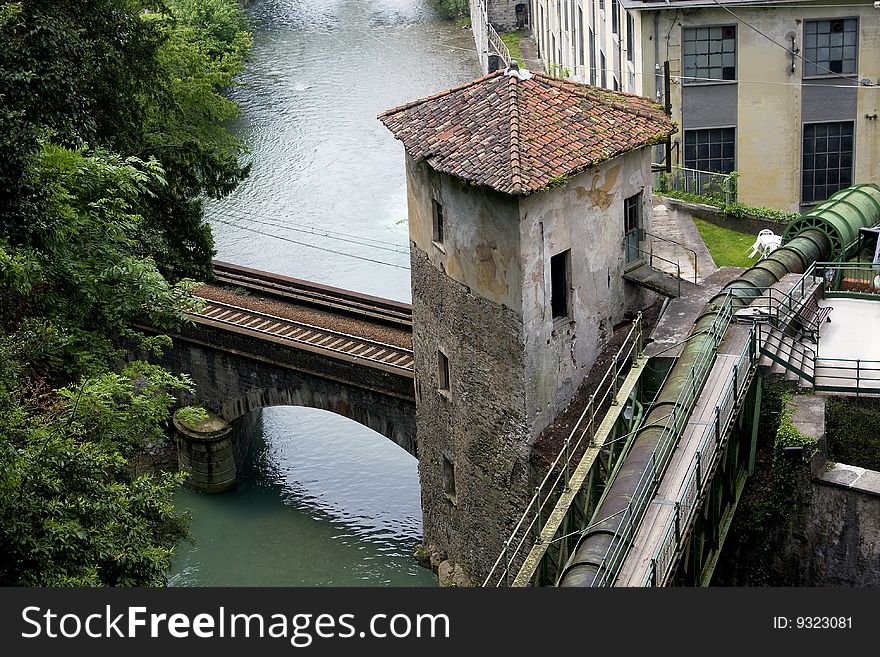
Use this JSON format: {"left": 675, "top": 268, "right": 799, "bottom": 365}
{"left": 211, "top": 218, "right": 411, "bottom": 270}
{"left": 706, "top": 0, "right": 870, "bottom": 82}
{"left": 210, "top": 206, "right": 410, "bottom": 250}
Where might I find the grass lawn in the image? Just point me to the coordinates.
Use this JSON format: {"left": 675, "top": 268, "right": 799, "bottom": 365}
{"left": 691, "top": 217, "right": 760, "bottom": 269}
{"left": 500, "top": 30, "right": 527, "bottom": 65}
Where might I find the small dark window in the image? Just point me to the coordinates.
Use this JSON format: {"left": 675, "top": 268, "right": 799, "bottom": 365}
{"left": 438, "top": 350, "right": 450, "bottom": 392}
{"left": 432, "top": 199, "right": 444, "bottom": 244}
{"left": 551, "top": 250, "right": 570, "bottom": 319}
{"left": 626, "top": 12, "right": 634, "bottom": 63}
{"left": 443, "top": 455, "right": 456, "bottom": 501}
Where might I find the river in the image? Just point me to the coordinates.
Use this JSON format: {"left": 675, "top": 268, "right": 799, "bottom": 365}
{"left": 167, "top": 0, "right": 481, "bottom": 587}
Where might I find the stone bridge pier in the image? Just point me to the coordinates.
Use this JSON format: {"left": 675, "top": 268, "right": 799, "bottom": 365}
{"left": 154, "top": 321, "right": 417, "bottom": 492}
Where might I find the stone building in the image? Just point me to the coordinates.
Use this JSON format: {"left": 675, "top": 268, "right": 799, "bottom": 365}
{"left": 380, "top": 67, "right": 674, "bottom": 585}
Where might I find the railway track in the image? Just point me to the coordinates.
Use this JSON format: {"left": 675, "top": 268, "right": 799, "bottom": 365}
{"left": 195, "top": 299, "right": 415, "bottom": 375}
{"left": 211, "top": 260, "right": 412, "bottom": 328}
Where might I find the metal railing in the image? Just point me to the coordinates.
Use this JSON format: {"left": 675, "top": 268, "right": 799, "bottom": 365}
{"left": 815, "top": 358, "right": 880, "bottom": 396}
{"left": 644, "top": 229, "right": 698, "bottom": 284}
{"left": 487, "top": 22, "right": 511, "bottom": 69}
{"left": 755, "top": 321, "right": 817, "bottom": 382}
{"left": 482, "top": 313, "right": 644, "bottom": 587}
{"left": 645, "top": 325, "right": 757, "bottom": 586}
{"left": 656, "top": 165, "right": 735, "bottom": 205}
{"left": 625, "top": 242, "right": 685, "bottom": 297}
{"left": 587, "top": 292, "right": 736, "bottom": 587}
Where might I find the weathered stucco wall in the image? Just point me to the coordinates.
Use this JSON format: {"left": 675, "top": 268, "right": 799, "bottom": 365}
{"left": 519, "top": 147, "right": 654, "bottom": 438}
{"left": 406, "top": 153, "right": 523, "bottom": 312}
{"left": 637, "top": 6, "right": 880, "bottom": 212}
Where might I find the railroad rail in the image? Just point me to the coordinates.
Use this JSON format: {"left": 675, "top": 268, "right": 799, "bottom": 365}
{"left": 194, "top": 298, "right": 415, "bottom": 376}
{"left": 211, "top": 260, "right": 412, "bottom": 328}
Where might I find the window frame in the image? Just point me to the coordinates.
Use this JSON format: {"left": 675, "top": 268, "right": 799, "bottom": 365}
{"left": 683, "top": 126, "right": 737, "bottom": 175}
{"left": 681, "top": 24, "right": 737, "bottom": 85}
{"left": 801, "top": 120, "right": 855, "bottom": 205}
{"left": 431, "top": 198, "right": 444, "bottom": 248}
{"left": 550, "top": 250, "right": 572, "bottom": 321}
{"left": 437, "top": 349, "right": 450, "bottom": 394}
{"left": 802, "top": 17, "right": 859, "bottom": 79}
{"left": 442, "top": 454, "right": 456, "bottom": 503}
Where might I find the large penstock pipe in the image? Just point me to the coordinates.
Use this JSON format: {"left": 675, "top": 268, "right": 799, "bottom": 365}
{"left": 558, "top": 184, "right": 880, "bottom": 587}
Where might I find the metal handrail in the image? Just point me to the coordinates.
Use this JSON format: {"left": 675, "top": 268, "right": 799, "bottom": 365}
{"left": 815, "top": 357, "right": 880, "bottom": 396}
{"left": 625, "top": 241, "right": 684, "bottom": 297}
{"left": 644, "top": 326, "right": 757, "bottom": 586}
{"left": 587, "top": 291, "right": 736, "bottom": 587}
{"left": 487, "top": 23, "right": 511, "bottom": 67}
{"left": 482, "top": 313, "right": 644, "bottom": 587}
{"left": 657, "top": 165, "right": 735, "bottom": 204}
{"left": 643, "top": 229, "right": 699, "bottom": 284}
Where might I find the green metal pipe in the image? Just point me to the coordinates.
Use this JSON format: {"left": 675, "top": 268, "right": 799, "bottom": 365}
{"left": 558, "top": 184, "right": 880, "bottom": 587}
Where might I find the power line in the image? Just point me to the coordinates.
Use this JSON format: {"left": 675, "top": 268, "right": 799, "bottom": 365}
{"left": 211, "top": 218, "right": 411, "bottom": 270}
{"left": 214, "top": 213, "right": 410, "bottom": 255}
{"left": 706, "top": 0, "right": 867, "bottom": 83}
{"left": 209, "top": 206, "right": 410, "bottom": 250}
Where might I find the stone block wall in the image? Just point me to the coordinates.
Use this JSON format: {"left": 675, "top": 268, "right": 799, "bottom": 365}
{"left": 411, "top": 248, "right": 532, "bottom": 586}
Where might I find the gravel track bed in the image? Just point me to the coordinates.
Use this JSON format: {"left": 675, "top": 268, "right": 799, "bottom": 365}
{"left": 194, "top": 284, "right": 412, "bottom": 350}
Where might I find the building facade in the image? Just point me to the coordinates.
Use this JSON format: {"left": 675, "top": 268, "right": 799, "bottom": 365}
{"left": 625, "top": 0, "right": 880, "bottom": 212}
{"left": 487, "top": 0, "right": 642, "bottom": 93}
{"left": 381, "top": 69, "right": 672, "bottom": 584}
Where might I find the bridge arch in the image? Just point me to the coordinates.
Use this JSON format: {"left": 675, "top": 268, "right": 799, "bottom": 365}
{"left": 221, "top": 386, "right": 415, "bottom": 456}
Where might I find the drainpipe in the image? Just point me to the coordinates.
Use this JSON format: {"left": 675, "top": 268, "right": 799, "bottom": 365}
{"left": 654, "top": 12, "right": 662, "bottom": 164}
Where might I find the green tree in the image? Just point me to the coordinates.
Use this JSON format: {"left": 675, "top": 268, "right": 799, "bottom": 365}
{"left": 0, "top": 0, "right": 253, "bottom": 281}
{"left": 0, "top": 142, "right": 198, "bottom": 586}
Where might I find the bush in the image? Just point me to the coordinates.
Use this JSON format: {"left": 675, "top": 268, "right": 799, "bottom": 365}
{"left": 437, "top": 0, "right": 469, "bottom": 19}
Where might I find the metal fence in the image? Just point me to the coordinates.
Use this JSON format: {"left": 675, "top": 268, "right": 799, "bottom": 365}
{"left": 482, "top": 314, "right": 644, "bottom": 587}
{"left": 657, "top": 166, "right": 735, "bottom": 205}
{"left": 645, "top": 326, "right": 756, "bottom": 586}
{"left": 587, "top": 292, "right": 736, "bottom": 587}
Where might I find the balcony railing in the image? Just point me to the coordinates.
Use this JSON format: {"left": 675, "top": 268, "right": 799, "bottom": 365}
{"left": 655, "top": 166, "right": 735, "bottom": 205}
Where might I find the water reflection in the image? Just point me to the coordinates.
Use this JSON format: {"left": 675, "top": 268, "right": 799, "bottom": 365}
{"left": 169, "top": 407, "right": 435, "bottom": 587}
{"left": 207, "top": 0, "right": 481, "bottom": 301}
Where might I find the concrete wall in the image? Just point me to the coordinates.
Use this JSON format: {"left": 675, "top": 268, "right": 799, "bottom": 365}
{"left": 780, "top": 469, "right": 880, "bottom": 586}
{"left": 519, "top": 147, "right": 654, "bottom": 438}
{"left": 487, "top": 0, "right": 523, "bottom": 32}
{"left": 635, "top": 6, "right": 880, "bottom": 212}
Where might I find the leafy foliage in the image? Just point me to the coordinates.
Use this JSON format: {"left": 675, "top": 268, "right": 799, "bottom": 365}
{"left": 436, "top": 0, "right": 469, "bottom": 19}
{"left": 0, "top": 0, "right": 251, "bottom": 585}
{"left": 0, "top": 0, "right": 253, "bottom": 280}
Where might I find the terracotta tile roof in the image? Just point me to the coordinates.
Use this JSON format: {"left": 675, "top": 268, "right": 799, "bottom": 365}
{"left": 379, "top": 70, "right": 676, "bottom": 196}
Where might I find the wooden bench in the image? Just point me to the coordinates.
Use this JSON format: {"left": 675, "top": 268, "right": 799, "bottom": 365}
{"left": 794, "top": 295, "right": 832, "bottom": 341}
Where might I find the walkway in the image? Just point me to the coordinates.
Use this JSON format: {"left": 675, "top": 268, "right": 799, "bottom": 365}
{"left": 650, "top": 199, "right": 717, "bottom": 285}
{"left": 519, "top": 33, "right": 542, "bottom": 73}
